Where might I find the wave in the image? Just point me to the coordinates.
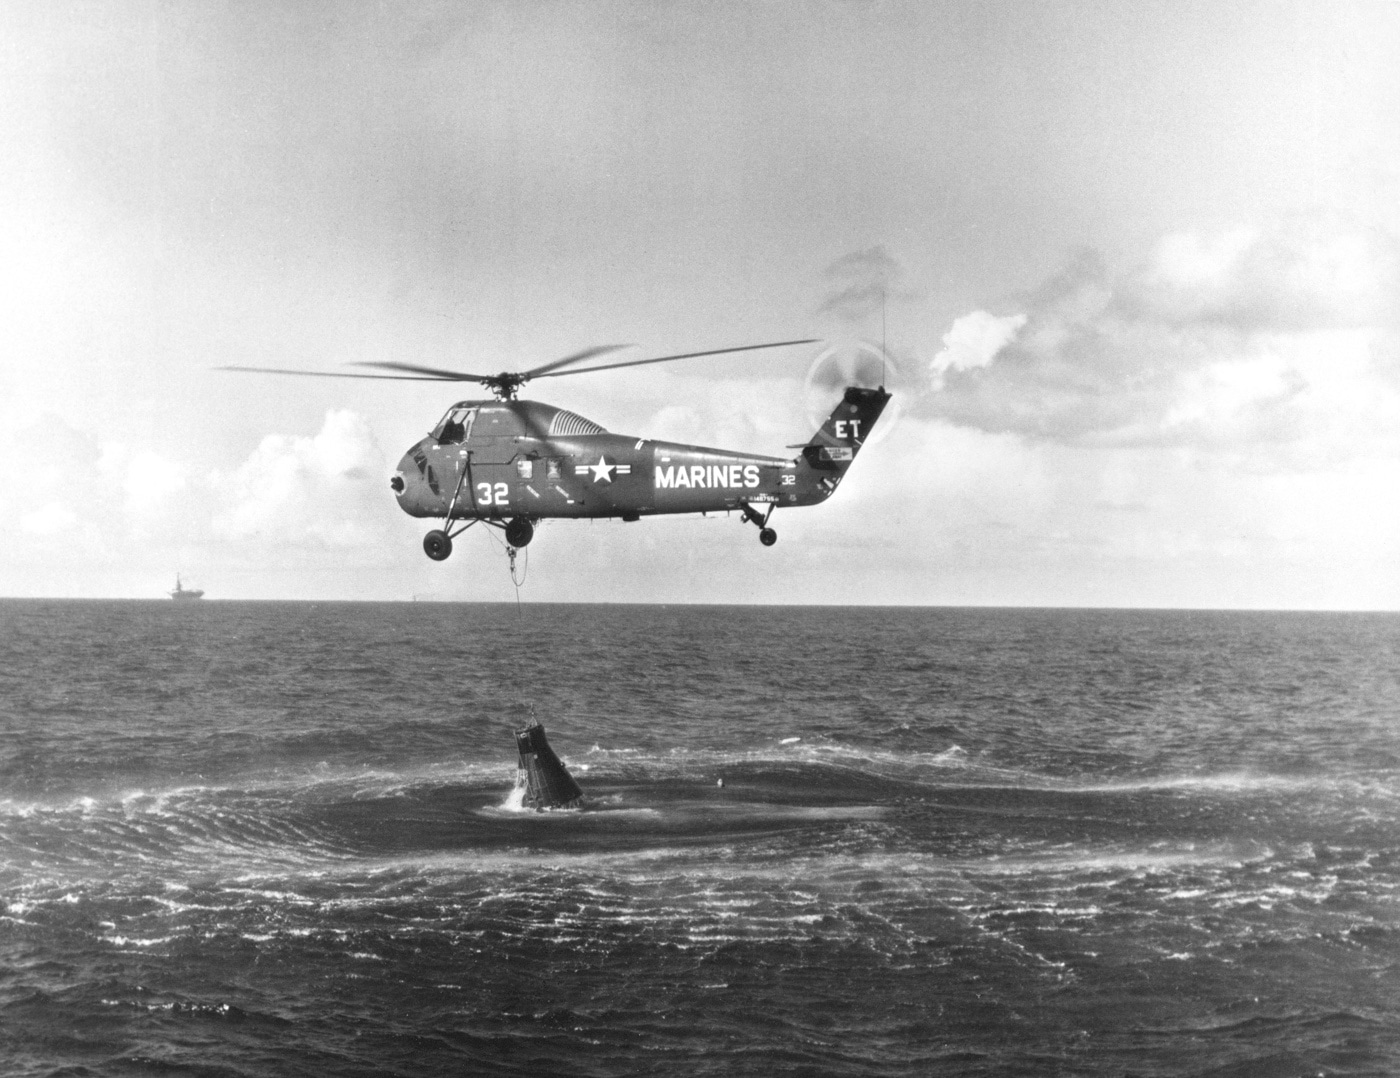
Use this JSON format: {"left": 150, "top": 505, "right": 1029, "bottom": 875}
{"left": 2, "top": 733, "right": 1395, "bottom": 912}
{"left": 5, "top": 725, "right": 1394, "bottom": 828}
{"left": 1, "top": 744, "right": 1392, "bottom": 857}
{"left": 0, "top": 757, "right": 518, "bottom": 818}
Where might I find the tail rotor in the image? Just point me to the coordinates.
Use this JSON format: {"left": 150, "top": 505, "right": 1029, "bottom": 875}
{"left": 803, "top": 339, "right": 902, "bottom": 447}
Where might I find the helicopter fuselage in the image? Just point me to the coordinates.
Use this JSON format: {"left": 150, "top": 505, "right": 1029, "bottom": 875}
{"left": 397, "top": 432, "right": 796, "bottom": 521}
{"left": 391, "top": 388, "right": 888, "bottom": 540}
{"left": 396, "top": 407, "right": 813, "bottom": 521}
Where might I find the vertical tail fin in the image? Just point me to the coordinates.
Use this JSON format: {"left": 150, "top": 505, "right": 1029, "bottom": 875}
{"left": 792, "top": 386, "right": 890, "bottom": 504}
{"left": 802, "top": 386, "right": 890, "bottom": 467}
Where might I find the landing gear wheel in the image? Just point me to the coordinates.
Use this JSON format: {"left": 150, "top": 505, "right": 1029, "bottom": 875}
{"left": 423, "top": 529, "right": 453, "bottom": 561}
{"left": 504, "top": 517, "right": 535, "bottom": 548}
{"left": 759, "top": 527, "right": 777, "bottom": 547}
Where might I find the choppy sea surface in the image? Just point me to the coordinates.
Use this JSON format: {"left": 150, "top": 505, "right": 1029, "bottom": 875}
{"left": 1, "top": 601, "right": 1398, "bottom": 1077}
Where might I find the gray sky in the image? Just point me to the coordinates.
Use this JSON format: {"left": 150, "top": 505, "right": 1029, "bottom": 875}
{"left": 3, "top": 1, "right": 1398, "bottom": 605}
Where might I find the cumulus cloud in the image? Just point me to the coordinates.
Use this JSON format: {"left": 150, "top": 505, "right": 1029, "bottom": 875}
{"left": 924, "top": 215, "right": 1400, "bottom": 456}
{"left": 2, "top": 417, "right": 177, "bottom": 534}
{"left": 98, "top": 444, "right": 187, "bottom": 515}
{"left": 211, "top": 409, "right": 398, "bottom": 548}
{"left": 1122, "top": 217, "right": 1400, "bottom": 331}
{"left": 929, "top": 310, "right": 1027, "bottom": 389}
{"left": 0, "top": 405, "right": 416, "bottom": 594}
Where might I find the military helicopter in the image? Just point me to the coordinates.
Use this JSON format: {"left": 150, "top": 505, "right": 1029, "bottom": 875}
{"left": 223, "top": 340, "right": 890, "bottom": 561}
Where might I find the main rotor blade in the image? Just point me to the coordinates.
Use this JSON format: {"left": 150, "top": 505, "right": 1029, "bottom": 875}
{"left": 348, "top": 361, "right": 494, "bottom": 381}
{"left": 349, "top": 345, "right": 630, "bottom": 382}
{"left": 520, "top": 344, "right": 633, "bottom": 379}
{"left": 532, "top": 339, "right": 819, "bottom": 380}
{"left": 220, "top": 338, "right": 816, "bottom": 390}
{"left": 217, "top": 365, "right": 469, "bottom": 381}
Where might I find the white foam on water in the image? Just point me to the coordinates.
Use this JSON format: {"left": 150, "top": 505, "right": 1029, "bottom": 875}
{"left": 500, "top": 782, "right": 527, "bottom": 813}
{"left": 673, "top": 802, "right": 887, "bottom": 824}
{"left": 0, "top": 759, "right": 520, "bottom": 821}
{"left": 1059, "top": 772, "right": 1313, "bottom": 795}
{"left": 106, "top": 934, "right": 176, "bottom": 948}
{"left": 962, "top": 840, "right": 1267, "bottom": 878}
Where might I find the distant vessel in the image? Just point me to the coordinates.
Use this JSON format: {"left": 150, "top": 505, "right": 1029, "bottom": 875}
{"left": 170, "top": 574, "right": 204, "bottom": 601}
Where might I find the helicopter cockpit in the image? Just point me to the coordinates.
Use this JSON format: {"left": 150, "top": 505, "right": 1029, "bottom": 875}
{"left": 433, "top": 406, "right": 476, "bottom": 445}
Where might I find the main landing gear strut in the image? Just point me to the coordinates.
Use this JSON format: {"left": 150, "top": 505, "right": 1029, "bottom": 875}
{"left": 423, "top": 455, "right": 537, "bottom": 561}
{"left": 422, "top": 516, "right": 535, "bottom": 562}
{"left": 739, "top": 501, "right": 778, "bottom": 546}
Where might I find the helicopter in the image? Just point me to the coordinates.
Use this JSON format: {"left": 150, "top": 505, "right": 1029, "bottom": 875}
{"left": 223, "top": 339, "right": 890, "bottom": 561}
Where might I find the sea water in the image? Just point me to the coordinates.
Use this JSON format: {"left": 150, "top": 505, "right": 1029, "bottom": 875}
{"left": 1, "top": 601, "right": 1397, "bottom": 1076}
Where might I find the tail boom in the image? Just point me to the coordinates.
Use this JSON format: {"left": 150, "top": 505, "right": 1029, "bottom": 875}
{"left": 641, "top": 385, "right": 890, "bottom": 517}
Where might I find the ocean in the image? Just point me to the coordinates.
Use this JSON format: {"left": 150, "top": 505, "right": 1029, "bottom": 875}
{"left": 1, "top": 601, "right": 1397, "bottom": 1077}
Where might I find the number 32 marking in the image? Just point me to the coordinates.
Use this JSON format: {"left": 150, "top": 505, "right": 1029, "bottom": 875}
{"left": 476, "top": 481, "right": 510, "bottom": 506}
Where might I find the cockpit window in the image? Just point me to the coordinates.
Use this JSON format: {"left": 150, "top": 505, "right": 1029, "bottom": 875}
{"left": 433, "top": 406, "right": 476, "bottom": 444}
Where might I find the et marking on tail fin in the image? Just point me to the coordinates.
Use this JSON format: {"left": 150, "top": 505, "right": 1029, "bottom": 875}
{"left": 803, "top": 385, "right": 891, "bottom": 466}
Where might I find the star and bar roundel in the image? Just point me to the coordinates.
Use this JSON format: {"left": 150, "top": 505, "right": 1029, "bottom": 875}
{"left": 572, "top": 455, "right": 633, "bottom": 484}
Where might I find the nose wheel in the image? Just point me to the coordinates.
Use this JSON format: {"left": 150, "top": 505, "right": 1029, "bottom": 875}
{"left": 740, "top": 502, "right": 778, "bottom": 547}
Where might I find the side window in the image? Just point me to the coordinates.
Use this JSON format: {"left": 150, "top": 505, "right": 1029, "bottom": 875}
{"left": 516, "top": 459, "right": 534, "bottom": 479}
{"left": 545, "top": 459, "right": 562, "bottom": 479}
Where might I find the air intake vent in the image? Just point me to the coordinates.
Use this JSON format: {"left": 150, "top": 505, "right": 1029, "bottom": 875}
{"left": 547, "top": 410, "right": 606, "bottom": 437}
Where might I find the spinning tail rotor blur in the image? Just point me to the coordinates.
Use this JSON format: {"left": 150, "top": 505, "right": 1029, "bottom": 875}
{"left": 804, "top": 340, "right": 902, "bottom": 448}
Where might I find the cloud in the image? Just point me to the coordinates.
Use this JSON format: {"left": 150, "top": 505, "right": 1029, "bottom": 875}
{"left": 929, "top": 310, "right": 1027, "bottom": 389}
{"left": 1, "top": 415, "right": 197, "bottom": 538}
{"left": 211, "top": 409, "right": 400, "bottom": 549}
{"left": 0, "top": 405, "right": 421, "bottom": 594}
{"left": 924, "top": 216, "right": 1400, "bottom": 456}
{"left": 99, "top": 445, "right": 187, "bottom": 515}
{"left": 1121, "top": 217, "right": 1400, "bottom": 331}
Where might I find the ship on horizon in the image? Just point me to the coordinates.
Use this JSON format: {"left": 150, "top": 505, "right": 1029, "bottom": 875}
{"left": 170, "top": 574, "right": 204, "bottom": 601}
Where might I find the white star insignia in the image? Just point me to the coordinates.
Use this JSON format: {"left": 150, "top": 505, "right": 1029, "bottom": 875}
{"left": 587, "top": 455, "right": 615, "bottom": 483}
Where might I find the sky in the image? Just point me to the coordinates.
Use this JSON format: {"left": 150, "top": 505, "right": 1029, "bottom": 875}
{"left": 2, "top": 0, "right": 1398, "bottom": 606}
